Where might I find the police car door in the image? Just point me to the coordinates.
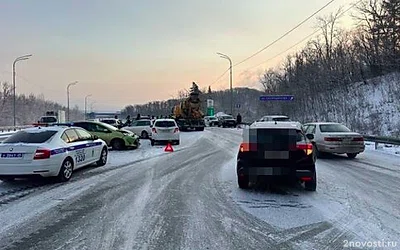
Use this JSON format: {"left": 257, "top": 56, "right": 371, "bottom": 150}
{"left": 64, "top": 129, "right": 89, "bottom": 168}
{"left": 74, "top": 128, "right": 99, "bottom": 163}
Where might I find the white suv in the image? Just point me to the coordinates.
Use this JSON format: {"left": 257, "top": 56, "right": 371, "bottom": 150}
{"left": 151, "top": 119, "right": 180, "bottom": 146}
{"left": 124, "top": 119, "right": 153, "bottom": 139}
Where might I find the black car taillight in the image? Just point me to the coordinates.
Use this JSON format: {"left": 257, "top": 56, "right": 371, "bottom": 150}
{"left": 296, "top": 143, "right": 313, "bottom": 155}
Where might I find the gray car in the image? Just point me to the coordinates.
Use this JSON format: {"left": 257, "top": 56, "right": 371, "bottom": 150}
{"left": 302, "top": 122, "right": 365, "bottom": 158}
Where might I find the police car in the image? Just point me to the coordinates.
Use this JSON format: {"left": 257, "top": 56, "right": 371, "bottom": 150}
{"left": 0, "top": 126, "right": 108, "bottom": 182}
{"left": 237, "top": 121, "right": 317, "bottom": 191}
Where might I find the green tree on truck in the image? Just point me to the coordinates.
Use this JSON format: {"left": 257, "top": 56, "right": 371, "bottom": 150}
{"left": 172, "top": 82, "right": 205, "bottom": 131}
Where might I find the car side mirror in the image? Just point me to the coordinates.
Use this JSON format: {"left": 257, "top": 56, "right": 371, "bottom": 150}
{"left": 306, "top": 134, "right": 314, "bottom": 140}
{"left": 92, "top": 135, "right": 99, "bottom": 140}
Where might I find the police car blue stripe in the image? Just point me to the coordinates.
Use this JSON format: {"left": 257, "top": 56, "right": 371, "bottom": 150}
{"left": 50, "top": 141, "right": 103, "bottom": 156}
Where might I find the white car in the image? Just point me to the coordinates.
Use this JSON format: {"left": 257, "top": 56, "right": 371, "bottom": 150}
{"left": 204, "top": 116, "right": 219, "bottom": 127}
{"left": 124, "top": 119, "right": 153, "bottom": 139}
{"left": 151, "top": 119, "right": 180, "bottom": 146}
{"left": 0, "top": 126, "right": 108, "bottom": 182}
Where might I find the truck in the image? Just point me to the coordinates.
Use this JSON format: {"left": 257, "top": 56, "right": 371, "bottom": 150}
{"left": 172, "top": 82, "right": 205, "bottom": 131}
{"left": 34, "top": 110, "right": 66, "bottom": 126}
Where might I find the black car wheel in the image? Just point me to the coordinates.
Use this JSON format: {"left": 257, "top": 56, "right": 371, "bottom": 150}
{"left": 141, "top": 131, "right": 149, "bottom": 139}
{"left": 111, "top": 139, "right": 125, "bottom": 150}
{"left": 305, "top": 171, "right": 317, "bottom": 191}
{"left": 347, "top": 153, "right": 357, "bottom": 159}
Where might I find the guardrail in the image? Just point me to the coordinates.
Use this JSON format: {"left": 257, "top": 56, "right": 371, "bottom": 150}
{"left": 363, "top": 135, "right": 400, "bottom": 149}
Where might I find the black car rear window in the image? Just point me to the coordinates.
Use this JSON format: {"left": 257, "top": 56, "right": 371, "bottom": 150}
{"left": 3, "top": 130, "right": 57, "bottom": 143}
{"left": 40, "top": 117, "right": 57, "bottom": 123}
{"left": 320, "top": 124, "right": 351, "bottom": 132}
{"left": 250, "top": 129, "right": 298, "bottom": 151}
{"left": 272, "top": 117, "right": 290, "bottom": 121}
{"left": 154, "top": 121, "right": 176, "bottom": 127}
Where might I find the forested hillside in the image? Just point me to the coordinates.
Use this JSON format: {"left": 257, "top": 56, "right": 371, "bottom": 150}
{"left": 0, "top": 82, "right": 83, "bottom": 126}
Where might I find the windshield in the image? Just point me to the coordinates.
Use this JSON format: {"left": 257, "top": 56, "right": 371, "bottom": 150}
{"left": 3, "top": 130, "right": 57, "bottom": 143}
{"left": 222, "top": 116, "right": 233, "bottom": 120}
{"left": 319, "top": 124, "right": 351, "bottom": 133}
{"left": 99, "top": 122, "right": 118, "bottom": 131}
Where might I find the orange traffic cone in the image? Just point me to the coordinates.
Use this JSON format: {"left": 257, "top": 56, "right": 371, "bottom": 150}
{"left": 164, "top": 143, "right": 174, "bottom": 152}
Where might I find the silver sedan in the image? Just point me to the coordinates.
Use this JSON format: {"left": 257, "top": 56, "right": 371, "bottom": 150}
{"left": 302, "top": 122, "right": 365, "bottom": 158}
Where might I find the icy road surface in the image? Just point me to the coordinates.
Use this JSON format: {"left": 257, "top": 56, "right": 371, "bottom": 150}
{"left": 0, "top": 128, "right": 398, "bottom": 249}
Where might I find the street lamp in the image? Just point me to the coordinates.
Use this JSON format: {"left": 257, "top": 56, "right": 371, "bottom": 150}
{"left": 13, "top": 54, "right": 32, "bottom": 128}
{"left": 84, "top": 94, "right": 92, "bottom": 120}
{"left": 67, "top": 81, "right": 78, "bottom": 121}
{"left": 217, "top": 52, "right": 233, "bottom": 115}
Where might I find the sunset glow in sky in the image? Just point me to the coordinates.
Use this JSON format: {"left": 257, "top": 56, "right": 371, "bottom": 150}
{"left": 0, "top": 0, "right": 357, "bottom": 111}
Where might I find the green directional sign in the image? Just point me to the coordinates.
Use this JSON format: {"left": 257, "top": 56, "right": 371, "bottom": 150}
{"left": 207, "top": 107, "right": 214, "bottom": 116}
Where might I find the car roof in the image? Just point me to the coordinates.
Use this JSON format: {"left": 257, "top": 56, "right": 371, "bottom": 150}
{"left": 304, "top": 122, "right": 341, "bottom": 125}
{"left": 250, "top": 121, "right": 301, "bottom": 130}
{"left": 154, "top": 119, "right": 175, "bottom": 122}
{"left": 261, "top": 115, "right": 289, "bottom": 118}
{"left": 22, "top": 126, "right": 67, "bottom": 133}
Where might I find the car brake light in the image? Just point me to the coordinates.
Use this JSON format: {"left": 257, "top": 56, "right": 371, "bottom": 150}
{"left": 324, "top": 137, "right": 342, "bottom": 142}
{"left": 297, "top": 143, "right": 313, "bottom": 155}
{"left": 34, "top": 148, "right": 51, "bottom": 160}
{"left": 352, "top": 137, "right": 364, "bottom": 142}
{"left": 240, "top": 143, "right": 257, "bottom": 152}
{"left": 174, "top": 128, "right": 179, "bottom": 133}
{"left": 152, "top": 128, "right": 157, "bottom": 133}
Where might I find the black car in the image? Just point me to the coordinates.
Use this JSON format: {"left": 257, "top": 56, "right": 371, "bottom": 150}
{"left": 236, "top": 122, "right": 316, "bottom": 191}
{"left": 218, "top": 115, "right": 236, "bottom": 128}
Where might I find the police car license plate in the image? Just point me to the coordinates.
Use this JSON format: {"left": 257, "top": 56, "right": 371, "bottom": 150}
{"left": 1, "top": 153, "right": 23, "bottom": 158}
{"left": 264, "top": 151, "right": 289, "bottom": 159}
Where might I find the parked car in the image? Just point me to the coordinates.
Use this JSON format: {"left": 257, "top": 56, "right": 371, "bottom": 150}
{"left": 302, "top": 122, "right": 365, "bottom": 158}
{"left": 151, "top": 119, "right": 180, "bottom": 146}
{"left": 124, "top": 119, "right": 153, "bottom": 139}
{"left": 218, "top": 115, "right": 236, "bottom": 128}
{"left": 204, "top": 116, "right": 219, "bottom": 127}
{"left": 99, "top": 118, "right": 120, "bottom": 127}
{"left": 0, "top": 126, "right": 108, "bottom": 182}
{"left": 57, "top": 121, "right": 140, "bottom": 150}
{"left": 237, "top": 121, "right": 316, "bottom": 191}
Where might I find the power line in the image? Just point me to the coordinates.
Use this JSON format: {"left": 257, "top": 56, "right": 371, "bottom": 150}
{"left": 241, "top": 0, "right": 363, "bottom": 73}
{"left": 210, "top": 67, "right": 230, "bottom": 87}
{"left": 233, "top": 0, "right": 336, "bottom": 67}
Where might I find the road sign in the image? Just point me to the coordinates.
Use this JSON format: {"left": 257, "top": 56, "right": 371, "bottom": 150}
{"left": 259, "top": 95, "right": 294, "bottom": 101}
{"left": 207, "top": 107, "right": 214, "bottom": 116}
{"left": 207, "top": 99, "right": 214, "bottom": 108}
{"left": 236, "top": 104, "right": 241, "bottom": 108}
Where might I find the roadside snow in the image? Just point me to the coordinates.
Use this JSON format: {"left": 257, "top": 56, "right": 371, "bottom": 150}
{"left": 365, "top": 141, "right": 400, "bottom": 156}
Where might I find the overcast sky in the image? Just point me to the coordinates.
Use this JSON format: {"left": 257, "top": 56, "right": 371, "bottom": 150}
{"left": 0, "top": 0, "right": 356, "bottom": 111}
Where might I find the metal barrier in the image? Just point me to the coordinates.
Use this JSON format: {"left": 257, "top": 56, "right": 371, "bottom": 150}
{"left": 363, "top": 135, "right": 400, "bottom": 149}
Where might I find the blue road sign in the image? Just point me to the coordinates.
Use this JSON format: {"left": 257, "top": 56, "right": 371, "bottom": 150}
{"left": 259, "top": 95, "right": 294, "bottom": 101}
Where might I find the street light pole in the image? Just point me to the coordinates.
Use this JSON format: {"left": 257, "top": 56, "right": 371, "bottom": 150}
{"left": 67, "top": 81, "right": 78, "bottom": 122}
{"left": 217, "top": 52, "right": 233, "bottom": 115}
{"left": 84, "top": 94, "right": 92, "bottom": 120}
{"left": 12, "top": 54, "right": 32, "bottom": 128}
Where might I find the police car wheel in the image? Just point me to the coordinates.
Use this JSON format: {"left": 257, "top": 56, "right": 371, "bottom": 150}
{"left": 96, "top": 147, "right": 108, "bottom": 167}
{"left": 57, "top": 158, "right": 74, "bottom": 182}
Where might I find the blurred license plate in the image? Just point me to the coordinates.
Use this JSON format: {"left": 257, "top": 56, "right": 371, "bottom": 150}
{"left": 1, "top": 153, "right": 23, "bottom": 158}
{"left": 264, "top": 151, "right": 289, "bottom": 159}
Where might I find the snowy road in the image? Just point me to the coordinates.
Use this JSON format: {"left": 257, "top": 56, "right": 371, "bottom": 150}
{"left": 0, "top": 128, "right": 398, "bottom": 249}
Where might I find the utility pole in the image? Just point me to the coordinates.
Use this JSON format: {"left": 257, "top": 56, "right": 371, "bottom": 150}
{"left": 67, "top": 81, "right": 78, "bottom": 121}
{"left": 217, "top": 52, "right": 233, "bottom": 115}
{"left": 12, "top": 54, "right": 32, "bottom": 128}
{"left": 84, "top": 94, "right": 92, "bottom": 120}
